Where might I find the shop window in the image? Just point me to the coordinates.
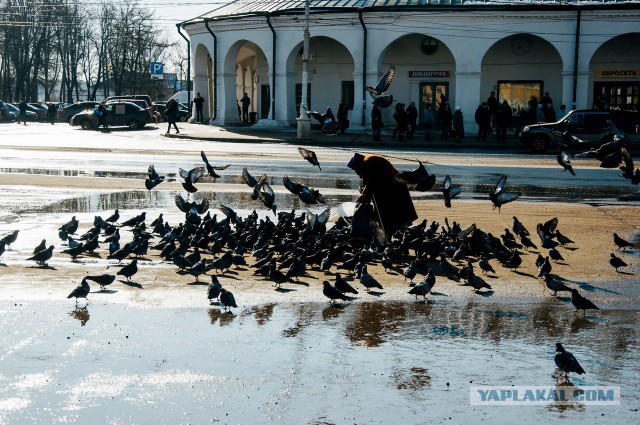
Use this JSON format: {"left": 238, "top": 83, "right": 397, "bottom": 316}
{"left": 497, "top": 81, "right": 543, "bottom": 112}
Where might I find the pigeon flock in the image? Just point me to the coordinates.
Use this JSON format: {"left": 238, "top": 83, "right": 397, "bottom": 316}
{"left": 0, "top": 145, "right": 636, "bottom": 380}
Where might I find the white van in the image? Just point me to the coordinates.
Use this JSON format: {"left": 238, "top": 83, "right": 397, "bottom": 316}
{"left": 170, "top": 91, "right": 191, "bottom": 105}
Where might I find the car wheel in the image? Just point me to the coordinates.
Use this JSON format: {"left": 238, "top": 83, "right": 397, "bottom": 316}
{"left": 128, "top": 119, "right": 141, "bottom": 130}
{"left": 531, "top": 136, "right": 548, "bottom": 153}
{"left": 80, "top": 119, "right": 93, "bottom": 130}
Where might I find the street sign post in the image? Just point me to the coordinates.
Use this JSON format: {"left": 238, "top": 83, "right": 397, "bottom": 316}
{"left": 150, "top": 62, "right": 164, "bottom": 80}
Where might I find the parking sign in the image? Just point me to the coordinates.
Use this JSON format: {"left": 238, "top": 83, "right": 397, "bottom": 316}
{"left": 150, "top": 62, "right": 164, "bottom": 80}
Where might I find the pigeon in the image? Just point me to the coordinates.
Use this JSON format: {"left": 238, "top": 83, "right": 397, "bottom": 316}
{"left": 200, "top": 150, "right": 230, "bottom": 179}
{"left": 359, "top": 265, "right": 383, "bottom": 291}
{"left": 283, "top": 175, "right": 325, "bottom": 204}
{"left": 175, "top": 193, "right": 209, "bottom": 216}
{"left": 119, "top": 212, "right": 146, "bottom": 228}
{"left": 297, "top": 147, "right": 321, "bottom": 170}
{"left": 619, "top": 151, "right": 640, "bottom": 185}
{"left": 59, "top": 217, "right": 79, "bottom": 235}
{"left": 179, "top": 166, "right": 205, "bottom": 193}
{"left": 408, "top": 270, "right": 436, "bottom": 301}
{"left": 145, "top": 165, "right": 165, "bottom": 190}
{"left": 609, "top": 253, "right": 628, "bottom": 271}
{"left": 33, "top": 239, "right": 47, "bottom": 254}
{"left": 62, "top": 243, "right": 84, "bottom": 261}
{"left": 257, "top": 180, "right": 277, "bottom": 214}
{"left": 302, "top": 107, "right": 339, "bottom": 135}
{"left": 555, "top": 230, "right": 574, "bottom": 246}
{"left": 512, "top": 216, "right": 529, "bottom": 238}
{"left": 490, "top": 174, "right": 521, "bottom": 212}
{"left": 207, "top": 276, "right": 223, "bottom": 302}
{"left": 554, "top": 343, "right": 586, "bottom": 379}
{"left": 67, "top": 279, "right": 90, "bottom": 303}
{"left": 467, "top": 272, "right": 492, "bottom": 292}
{"left": 306, "top": 208, "right": 330, "bottom": 231}
{"left": 537, "top": 256, "right": 552, "bottom": 277}
{"left": 26, "top": 245, "right": 54, "bottom": 266}
{"left": 323, "top": 281, "right": 347, "bottom": 305}
{"left": 613, "top": 233, "right": 634, "bottom": 250}
{"left": 548, "top": 248, "right": 564, "bottom": 262}
{"left": 366, "top": 64, "right": 395, "bottom": 96}
{"left": 1, "top": 230, "right": 19, "bottom": 248}
{"left": 219, "top": 288, "right": 237, "bottom": 312}
{"left": 105, "top": 209, "right": 120, "bottom": 223}
{"left": 478, "top": 256, "right": 495, "bottom": 274}
{"left": 334, "top": 273, "right": 358, "bottom": 295}
{"left": 442, "top": 175, "right": 461, "bottom": 208}
{"left": 571, "top": 289, "right": 599, "bottom": 313}
{"left": 371, "top": 94, "right": 394, "bottom": 109}
{"left": 556, "top": 151, "right": 575, "bottom": 175}
{"left": 403, "top": 260, "right": 418, "bottom": 284}
{"left": 544, "top": 274, "right": 571, "bottom": 296}
{"left": 117, "top": 259, "right": 138, "bottom": 281}
{"left": 394, "top": 160, "right": 436, "bottom": 192}
{"left": 242, "top": 168, "right": 267, "bottom": 200}
{"left": 85, "top": 274, "right": 116, "bottom": 290}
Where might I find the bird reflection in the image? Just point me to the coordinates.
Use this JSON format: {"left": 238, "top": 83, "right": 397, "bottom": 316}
{"left": 322, "top": 304, "right": 346, "bottom": 321}
{"left": 570, "top": 316, "right": 597, "bottom": 333}
{"left": 250, "top": 303, "right": 275, "bottom": 326}
{"left": 547, "top": 372, "right": 585, "bottom": 414}
{"left": 393, "top": 367, "right": 431, "bottom": 392}
{"left": 207, "top": 308, "right": 236, "bottom": 326}
{"left": 68, "top": 306, "right": 90, "bottom": 326}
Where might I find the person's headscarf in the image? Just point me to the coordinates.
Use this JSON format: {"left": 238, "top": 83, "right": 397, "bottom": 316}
{"left": 347, "top": 153, "right": 365, "bottom": 170}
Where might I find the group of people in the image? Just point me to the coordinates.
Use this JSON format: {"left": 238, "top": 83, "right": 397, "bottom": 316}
{"left": 475, "top": 92, "right": 513, "bottom": 143}
{"left": 389, "top": 102, "right": 419, "bottom": 141}
{"left": 15, "top": 101, "right": 58, "bottom": 125}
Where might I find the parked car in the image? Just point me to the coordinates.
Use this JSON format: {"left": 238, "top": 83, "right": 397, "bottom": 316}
{"left": 155, "top": 101, "right": 190, "bottom": 122}
{"left": 519, "top": 109, "right": 639, "bottom": 152}
{"left": 12, "top": 103, "right": 47, "bottom": 121}
{"left": 57, "top": 101, "right": 99, "bottom": 123}
{"left": 0, "top": 101, "right": 16, "bottom": 122}
{"left": 5, "top": 103, "right": 37, "bottom": 121}
{"left": 105, "top": 95, "right": 153, "bottom": 108}
{"left": 70, "top": 101, "right": 152, "bottom": 130}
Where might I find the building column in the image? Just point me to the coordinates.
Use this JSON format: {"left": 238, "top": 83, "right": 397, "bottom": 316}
{"left": 222, "top": 71, "right": 241, "bottom": 124}
{"left": 561, "top": 70, "right": 574, "bottom": 110}
{"left": 454, "top": 71, "right": 482, "bottom": 133}
{"left": 352, "top": 70, "right": 364, "bottom": 128}
{"left": 575, "top": 71, "right": 590, "bottom": 109}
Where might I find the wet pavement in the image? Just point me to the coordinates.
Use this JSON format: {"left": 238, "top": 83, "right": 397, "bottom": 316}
{"left": 0, "top": 300, "right": 638, "bottom": 423}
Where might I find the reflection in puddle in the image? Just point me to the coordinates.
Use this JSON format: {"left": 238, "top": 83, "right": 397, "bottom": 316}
{"left": 68, "top": 306, "right": 90, "bottom": 326}
{"left": 207, "top": 307, "right": 236, "bottom": 326}
{"left": 393, "top": 367, "right": 431, "bottom": 392}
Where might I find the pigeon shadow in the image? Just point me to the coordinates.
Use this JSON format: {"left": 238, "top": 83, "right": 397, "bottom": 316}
{"left": 366, "top": 290, "right": 385, "bottom": 297}
{"left": 486, "top": 274, "right": 500, "bottom": 279}
{"left": 475, "top": 290, "right": 495, "bottom": 297}
{"left": 430, "top": 291, "right": 449, "bottom": 297}
{"left": 616, "top": 271, "right": 635, "bottom": 276}
{"left": 28, "top": 264, "right": 57, "bottom": 270}
{"left": 556, "top": 296, "right": 571, "bottom": 303}
{"left": 513, "top": 270, "right": 536, "bottom": 278}
{"left": 187, "top": 280, "right": 208, "bottom": 286}
{"left": 97, "top": 289, "right": 117, "bottom": 294}
{"left": 563, "top": 246, "right": 579, "bottom": 251}
{"left": 275, "top": 287, "right": 297, "bottom": 293}
{"left": 554, "top": 261, "right": 570, "bottom": 266}
{"left": 119, "top": 280, "right": 143, "bottom": 288}
{"left": 344, "top": 295, "right": 359, "bottom": 302}
{"left": 288, "top": 280, "right": 310, "bottom": 287}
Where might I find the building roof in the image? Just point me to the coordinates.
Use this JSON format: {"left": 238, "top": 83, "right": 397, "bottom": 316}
{"left": 192, "top": 0, "right": 640, "bottom": 21}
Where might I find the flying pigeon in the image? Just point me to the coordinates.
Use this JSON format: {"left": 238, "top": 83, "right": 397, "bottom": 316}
{"left": 490, "top": 174, "right": 521, "bottom": 212}
{"left": 301, "top": 107, "right": 339, "bottom": 135}
{"left": 242, "top": 167, "right": 267, "bottom": 200}
{"left": 442, "top": 175, "right": 461, "bottom": 208}
{"left": 283, "top": 175, "right": 325, "bottom": 204}
{"left": 556, "top": 151, "right": 576, "bottom": 176}
{"left": 179, "top": 166, "right": 205, "bottom": 193}
{"left": 306, "top": 208, "right": 330, "bottom": 231}
{"left": 554, "top": 343, "right": 586, "bottom": 379}
{"left": 394, "top": 160, "right": 436, "bottom": 192}
{"left": 145, "top": 164, "right": 165, "bottom": 190}
{"left": 201, "top": 150, "right": 230, "bottom": 179}
{"left": 366, "top": 64, "right": 395, "bottom": 96}
{"left": 297, "top": 147, "right": 321, "bottom": 170}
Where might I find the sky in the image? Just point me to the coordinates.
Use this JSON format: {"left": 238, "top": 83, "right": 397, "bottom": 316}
{"left": 139, "top": 0, "right": 224, "bottom": 36}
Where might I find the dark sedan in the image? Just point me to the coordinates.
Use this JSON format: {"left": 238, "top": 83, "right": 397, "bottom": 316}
{"left": 5, "top": 103, "right": 37, "bottom": 121}
{"left": 69, "top": 101, "right": 152, "bottom": 130}
{"left": 57, "top": 101, "right": 99, "bottom": 123}
{"left": 0, "top": 101, "right": 16, "bottom": 122}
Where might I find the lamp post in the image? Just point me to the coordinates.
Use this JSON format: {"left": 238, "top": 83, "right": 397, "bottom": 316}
{"left": 296, "top": 0, "right": 311, "bottom": 140}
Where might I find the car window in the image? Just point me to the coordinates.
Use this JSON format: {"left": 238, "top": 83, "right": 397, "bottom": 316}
{"left": 566, "top": 113, "right": 585, "bottom": 126}
{"left": 585, "top": 114, "right": 609, "bottom": 133}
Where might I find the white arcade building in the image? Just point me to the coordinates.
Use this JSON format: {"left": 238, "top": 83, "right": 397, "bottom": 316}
{"left": 179, "top": 0, "right": 640, "bottom": 131}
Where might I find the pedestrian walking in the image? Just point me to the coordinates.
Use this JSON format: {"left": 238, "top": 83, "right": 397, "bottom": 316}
{"left": 406, "top": 101, "right": 418, "bottom": 139}
{"left": 241, "top": 92, "right": 251, "bottom": 122}
{"left": 18, "top": 100, "right": 28, "bottom": 125}
{"left": 193, "top": 92, "right": 205, "bottom": 123}
{"left": 337, "top": 100, "right": 348, "bottom": 134}
{"left": 371, "top": 104, "right": 383, "bottom": 141}
{"left": 453, "top": 105, "right": 464, "bottom": 142}
{"left": 165, "top": 98, "right": 179, "bottom": 134}
{"left": 47, "top": 103, "right": 57, "bottom": 125}
{"left": 95, "top": 101, "right": 108, "bottom": 131}
{"left": 487, "top": 91, "right": 498, "bottom": 134}
{"left": 496, "top": 100, "right": 512, "bottom": 143}
{"left": 422, "top": 102, "right": 434, "bottom": 141}
{"left": 439, "top": 102, "right": 453, "bottom": 141}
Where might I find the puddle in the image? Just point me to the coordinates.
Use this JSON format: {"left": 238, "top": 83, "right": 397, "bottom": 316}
{"left": 0, "top": 300, "right": 637, "bottom": 423}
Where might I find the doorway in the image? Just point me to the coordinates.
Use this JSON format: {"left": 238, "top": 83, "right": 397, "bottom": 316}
{"left": 593, "top": 82, "right": 639, "bottom": 110}
{"left": 420, "top": 82, "right": 448, "bottom": 126}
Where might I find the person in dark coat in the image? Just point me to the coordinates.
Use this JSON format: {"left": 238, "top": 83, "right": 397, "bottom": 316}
{"left": 422, "top": 102, "right": 434, "bottom": 141}
{"left": 406, "top": 101, "right": 418, "bottom": 139}
{"left": 496, "top": 100, "right": 513, "bottom": 143}
{"left": 453, "top": 106, "right": 464, "bottom": 142}
{"left": 337, "top": 100, "right": 348, "bottom": 134}
{"left": 241, "top": 92, "right": 251, "bottom": 122}
{"left": 347, "top": 153, "right": 417, "bottom": 240}
{"left": 439, "top": 102, "right": 453, "bottom": 141}
{"left": 475, "top": 103, "right": 490, "bottom": 142}
{"left": 165, "top": 98, "right": 179, "bottom": 134}
{"left": 543, "top": 103, "right": 556, "bottom": 123}
{"left": 18, "top": 100, "right": 28, "bottom": 125}
{"left": 192, "top": 92, "right": 205, "bottom": 123}
{"left": 487, "top": 91, "right": 499, "bottom": 133}
{"left": 47, "top": 103, "right": 57, "bottom": 125}
{"left": 371, "top": 104, "right": 383, "bottom": 141}
{"left": 95, "top": 101, "right": 108, "bottom": 131}
{"left": 392, "top": 103, "right": 407, "bottom": 141}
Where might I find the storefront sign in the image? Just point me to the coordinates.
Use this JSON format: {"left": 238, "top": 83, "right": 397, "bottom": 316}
{"left": 409, "top": 71, "right": 450, "bottom": 78}
{"left": 596, "top": 70, "right": 640, "bottom": 78}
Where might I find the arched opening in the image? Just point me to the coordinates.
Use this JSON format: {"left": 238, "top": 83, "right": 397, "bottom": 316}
{"left": 285, "top": 36, "right": 355, "bottom": 125}
{"left": 194, "top": 43, "right": 214, "bottom": 122}
{"left": 589, "top": 33, "right": 640, "bottom": 110}
{"left": 377, "top": 33, "right": 455, "bottom": 127}
{"left": 223, "top": 40, "right": 269, "bottom": 124}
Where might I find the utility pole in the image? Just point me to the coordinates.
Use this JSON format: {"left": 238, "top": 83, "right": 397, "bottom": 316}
{"left": 296, "top": 0, "right": 311, "bottom": 140}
